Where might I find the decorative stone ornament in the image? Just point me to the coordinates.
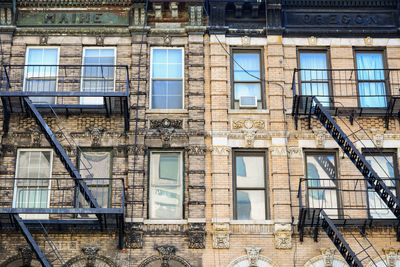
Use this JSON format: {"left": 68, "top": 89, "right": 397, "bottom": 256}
{"left": 133, "top": 4, "right": 146, "bottom": 26}
{"left": 153, "top": 3, "right": 163, "bottom": 19}
{"left": 96, "top": 35, "right": 104, "bottom": 46}
{"left": 186, "top": 145, "right": 206, "bottom": 156}
{"left": 274, "top": 224, "right": 292, "bottom": 249}
{"left": 187, "top": 223, "right": 206, "bottom": 249}
{"left": 88, "top": 127, "right": 104, "bottom": 146}
{"left": 125, "top": 223, "right": 144, "bottom": 249}
{"left": 364, "top": 36, "right": 373, "bottom": 46}
{"left": 242, "top": 36, "right": 250, "bottom": 46}
{"left": 383, "top": 248, "right": 400, "bottom": 267}
{"left": 189, "top": 6, "right": 203, "bottom": 26}
{"left": 18, "top": 245, "right": 34, "bottom": 266}
{"left": 126, "top": 144, "right": 146, "bottom": 156}
{"left": 211, "top": 146, "right": 231, "bottom": 156}
{"left": 30, "top": 128, "right": 42, "bottom": 147}
{"left": 212, "top": 222, "right": 230, "bottom": 249}
{"left": 308, "top": 36, "right": 317, "bottom": 45}
{"left": 81, "top": 246, "right": 100, "bottom": 267}
{"left": 158, "top": 128, "right": 175, "bottom": 148}
{"left": 245, "top": 247, "right": 262, "bottom": 267}
{"left": 169, "top": 2, "right": 179, "bottom": 18}
{"left": 232, "top": 119, "right": 265, "bottom": 130}
{"left": 320, "top": 248, "right": 336, "bottom": 267}
{"left": 156, "top": 245, "right": 176, "bottom": 267}
{"left": 39, "top": 35, "right": 48, "bottom": 45}
{"left": 150, "top": 118, "right": 183, "bottom": 129}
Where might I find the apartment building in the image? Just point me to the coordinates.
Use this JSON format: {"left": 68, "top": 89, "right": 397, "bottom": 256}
{"left": 0, "top": 0, "right": 400, "bottom": 267}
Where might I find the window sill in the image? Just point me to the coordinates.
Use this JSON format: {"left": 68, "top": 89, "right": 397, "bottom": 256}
{"left": 230, "top": 220, "right": 274, "bottom": 224}
{"left": 147, "top": 109, "right": 188, "bottom": 114}
{"left": 143, "top": 219, "right": 188, "bottom": 224}
{"left": 228, "top": 109, "right": 270, "bottom": 115}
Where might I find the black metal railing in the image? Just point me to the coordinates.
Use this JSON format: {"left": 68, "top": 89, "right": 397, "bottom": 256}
{"left": 0, "top": 178, "right": 125, "bottom": 216}
{"left": 292, "top": 68, "right": 400, "bottom": 114}
{"left": 0, "top": 64, "right": 129, "bottom": 99}
{"left": 298, "top": 178, "right": 399, "bottom": 220}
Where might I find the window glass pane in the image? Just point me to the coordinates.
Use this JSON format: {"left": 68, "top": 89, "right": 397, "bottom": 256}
{"left": 85, "top": 49, "right": 100, "bottom": 57}
{"left": 365, "top": 155, "right": 395, "bottom": 186}
{"left": 167, "top": 63, "right": 182, "bottom": 78}
{"left": 150, "top": 186, "right": 182, "bottom": 219}
{"left": 356, "top": 53, "right": 384, "bottom": 80}
{"left": 359, "top": 82, "right": 387, "bottom": 108}
{"left": 153, "top": 49, "right": 167, "bottom": 64}
{"left": 237, "top": 190, "right": 265, "bottom": 220}
{"left": 236, "top": 156, "right": 265, "bottom": 188}
{"left": 300, "top": 53, "right": 327, "bottom": 72}
{"left": 152, "top": 81, "right": 183, "bottom": 109}
{"left": 28, "top": 49, "right": 43, "bottom": 65}
{"left": 233, "top": 53, "right": 260, "bottom": 81}
{"left": 99, "top": 49, "right": 115, "bottom": 57}
{"left": 159, "top": 154, "right": 179, "bottom": 182}
{"left": 234, "top": 83, "right": 261, "bottom": 100}
{"left": 168, "top": 49, "right": 183, "bottom": 64}
{"left": 306, "top": 155, "right": 336, "bottom": 187}
{"left": 42, "top": 49, "right": 58, "bottom": 65}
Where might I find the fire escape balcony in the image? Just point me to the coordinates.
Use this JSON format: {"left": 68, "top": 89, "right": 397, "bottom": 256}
{"left": 292, "top": 68, "right": 400, "bottom": 129}
{"left": 0, "top": 178, "right": 125, "bottom": 229}
{"left": 0, "top": 64, "right": 130, "bottom": 132}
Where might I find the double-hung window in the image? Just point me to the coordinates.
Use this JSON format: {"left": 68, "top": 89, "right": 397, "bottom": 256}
{"left": 151, "top": 48, "right": 184, "bottom": 109}
{"left": 299, "top": 51, "right": 330, "bottom": 107}
{"left": 305, "top": 153, "right": 339, "bottom": 218}
{"left": 81, "top": 48, "right": 116, "bottom": 105}
{"left": 364, "top": 152, "right": 398, "bottom": 218}
{"left": 233, "top": 151, "right": 268, "bottom": 220}
{"left": 25, "top": 47, "right": 59, "bottom": 105}
{"left": 14, "top": 149, "right": 53, "bottom": 219}
{"left": 356, "top": 51, "right": 387, "bottom": 108}
{"left": 232, "top": 50, "right": 263, "bottom": 109}
{"left": 149, "top": 152, "right": 183, "bottom": 219}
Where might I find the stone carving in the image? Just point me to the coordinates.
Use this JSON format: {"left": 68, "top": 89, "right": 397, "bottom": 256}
{"left": 288, "top": 147, "right": 302, "bottom": 158}
{"left": 153, "top": 3, "right": 163, "bottom": 19}
{"left": 150, "top": 118, "right": 183, "bottom": 129}
{"left": 125, "top": 223, "right": 144, "bottom": 249}
{"left": 320, "top": 248, "right": 336, "bottom": 267}
{"left": 364, "top": 36, "right": 373, "bottom": 46}
{"left": 96, "top": 35, "right": 104, "bottom": 46}
{"left": 127, "top": 144, "right": 146, "bottom": 155}
{"left": 156, "top": 245, "right": 176, "bottom": 267}
{"left": 245, "top": 247, "right": 261, "bottom": 267}
{"left": 159, "top": 128, "right": 175, "bottom": 148}
{"left": 189, "top": 6, "right": 203, "bottom": 26}
{"left": 383, "top": 248, "right": 399, "bottom": 267}
{"left": 270, "top": 147, "right": 286, "bottom": 156}
{"left": 243, "top": 129, "right": 257, "bottom": 147}
{"left": 187, "top": 145, "right": 206, "bottom": 156}
{"left": 371, "top": 129, "right": 385, "bottom": 148}
{"left": 242, "top": 36, "right": 250, "bottom": 46}
{"left": 81, "top": 246, "right": 100, "bottom": 267}
{"left": 88, "top": 127, "right": 104, "bottom": 146}
{"left": 274, "top": 224, "right": 292, "bottom": 249}
{"left": 232, "top": 119, "right": 265, "bottom": 130}
{"left": 39, "top": 35, "right": 48, "bottom": 45}
{"left": 170, "top": 2, "right": 179, "bottom": 18}
{"left": 30, "top": 128, "right": 42, "bottom": 147}
{"left": 308, "top": 36, "right": 317, "bottom": 45}
{"left": 18, "top": 245, "right": 34, "bottom": 266}
{"left": 213, "top": 223, "right": 230, "bottom": 249}
{"left": 163, "top": 35, "right": 172, "bottom": 45}
{"left": 211, "top": 146, "right": 231, "bottom": 156}
{"left": 187, "top": 223, "right": 206, "bottom": 249}
{"left": 315, "top": 130, "right": 326, "bottom": 148}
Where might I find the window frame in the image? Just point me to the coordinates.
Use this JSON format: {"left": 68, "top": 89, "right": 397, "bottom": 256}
{"left": 296, "top": 48, "right": 333, "bottom": 107}
{"left": 149, "top": 47, "right": 185, "bottom": 110}
{"left": 148, "top": 150, "right": 185, "bottom": 220}
{"left": 353, "top": 48, "right": 390, "bottom": 108}
{"left": 24, "top": 47, "right": 60, "bottom": 104}
{"left": 13, "top": 148, "right": 54, "bottom": 220}
{"left": 230, "top": 48, "right": 265, "bottom": 109}
{"left": 80, "top": 47, "right": 117, "bottom": 105}
{"left": 304, "top": 151, "right": 342, "bottom": 218}
{"left": 362, "top": 149, "right": 399, "bottom": 219}
{"left": 232, "top": 150, "right": 269, "bottom": 220}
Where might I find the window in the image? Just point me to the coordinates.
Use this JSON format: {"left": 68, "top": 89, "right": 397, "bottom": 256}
{"left": 24, "top": 47, "right": 59, "bottom": 104}
{"left": 232, "top": 50, "right": 263, "bottom": 109}
{"left": 305, "top": 153, "right": 339, "bottom": 218}
{"left": 298, "top": 51, "right": 330, "bottom": 107}
{"left": 364, "top": 151, "right": 398, "bottom": 218}
{"left": 78, "top": 150, "right": 112, "bottom": 213}
{"left": 14, "top": 149, "right": 53, "bottom": 219}
{"left": 149, "top": 152, "right": 183, "bottom": 219}
{"left": 150, "top": 48, "right": 184, "bottom": 109}
{"left": 233, "top": 151, "right": 268, "bottom": 220}
{"left": 81, "top": 48, "right": 116, "bottom": 105}
{"left": 356, "top": 51, "right": 387, "bottom": 108}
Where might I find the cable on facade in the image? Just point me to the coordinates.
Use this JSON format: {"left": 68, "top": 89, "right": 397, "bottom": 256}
{"left": 128, "top": 0, "right": 149, "bottom": 266}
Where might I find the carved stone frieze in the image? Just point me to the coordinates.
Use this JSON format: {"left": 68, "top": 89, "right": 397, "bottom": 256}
{"left": 232, "top": 119, "right": 265, "bottom": 130}
{"left": 383, "top": 248, "right": 400, "bottom": 267}
{"left": 213, "top": 222, "right": 230, "bottom": 249}
{"left": 150, "top": 118, "right": 183, "bottom": 129}
{"left": 133, "top": 4, "right": 146, "bottom": 26}
{"left": 159, "top": 128, "right": 175, "bottom": 148}
{"left": 288, "top": 147, "right": 302, "bottom": 158}
{"left": 211, "top": 146, "right": 231, "bottom": 156}
{"left": 245, "top": 247, "right": 262, "bottom": 267}
{"left": 186, "top": 145, "right": 206, "bottom": 156}
{"left": 156, "top": 245, "right": 176, "bottom": 267}
{"left": 274, "top": 224, "right": 292, "bottom": 249}
{"left": 125, "top": 223, "right": 144, "bottom": 249}
{"left": 189, "top": 6, "right": 203, "bottom": 26}
{"left": 81, "top": 245, "right": 100, "bottom": 267}
{"left": 127, "top": 144, "right": 146, "bottom": 156}
{"left": 320, "top": 248, "right": 336, "bottom": 267}
{"left": 88, "top": 127, "right": 104, "bottom": 147}
{"left": 187, "top": 223, "right": 206, "bottom": 249}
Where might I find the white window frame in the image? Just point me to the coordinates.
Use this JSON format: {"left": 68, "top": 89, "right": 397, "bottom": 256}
{"left": 149, "top": 151, "right": 184, "bottom": 220}
{"left": 80, "top": 47, "right": 117, "bottom": 105}
{"left": 149, "top": 47, "right": 185, "bottom": 110}
{"left": 13, "top": 148, "right": 54, "bottom": 220}
{"left": 24, "top": 47, "right": 60, "bottom": 104}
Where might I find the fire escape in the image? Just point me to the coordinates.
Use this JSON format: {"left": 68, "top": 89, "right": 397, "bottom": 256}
{"left": 0, "top": 62, "right": 129, "bottom": 266}
{"left": 293, "top": 68, "right": 400, "bottom": 267}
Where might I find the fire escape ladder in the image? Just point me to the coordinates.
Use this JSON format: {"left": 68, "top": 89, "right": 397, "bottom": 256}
{"left": 311, "top": 97, "right": 400, "bottom": 219}
{"left": 23, "top": 97, "right": 101, "bottom": 212}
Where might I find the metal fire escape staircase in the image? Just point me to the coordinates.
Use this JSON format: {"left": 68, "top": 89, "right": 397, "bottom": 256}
{"left": 295, "top": 96, "right": 400, "bottom": 267}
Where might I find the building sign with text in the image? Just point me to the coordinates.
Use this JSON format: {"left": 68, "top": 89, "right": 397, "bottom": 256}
{"left": 17, "top": 11, "right": 129, "bottom": 27}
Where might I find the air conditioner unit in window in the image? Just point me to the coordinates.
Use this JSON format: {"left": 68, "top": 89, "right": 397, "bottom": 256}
{"left": 239, "top": 96, "right": 257, "bottom": 108}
